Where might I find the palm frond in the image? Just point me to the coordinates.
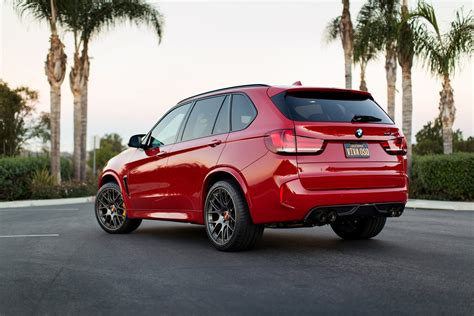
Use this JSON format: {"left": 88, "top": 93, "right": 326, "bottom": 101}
{"left": 445, "top": 9, "right": 474, "bottom": 75}
{"left": 324, "top": 16, "right": 341, "bottom": 43}
{"left": 353, "top": 22, "right": 379, "bottom": 64}
{"left": 410, "top": 1, "right": 474, "bottom": 77}
{"left": 411, "top": 1, "right": 442, "bottom": 41}
{"left": 12, "top": 0, "right": 52, "bottom": 22}
{"left": 356, "top": 0, "right": 399, "bottom": 49}
{"left": 412, "top": 22, "right": 444, "bottom": 75}
{"left": 58, "top": 0, "right": 164, "bottom": 44}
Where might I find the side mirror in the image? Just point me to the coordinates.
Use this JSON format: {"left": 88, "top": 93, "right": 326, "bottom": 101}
{"left": 128, "top": 134, "right": 146, "bottom": 148}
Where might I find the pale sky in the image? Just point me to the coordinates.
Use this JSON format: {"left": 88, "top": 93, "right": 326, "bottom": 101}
{"left": 1, "top": 0, "right": 473, "bottom": 152}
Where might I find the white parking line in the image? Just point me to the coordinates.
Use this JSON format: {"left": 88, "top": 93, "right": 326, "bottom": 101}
{"left": 0, "top": 208, "right": 79, "bottom": 212}
{"left": 0, "top": 234, "right": 59, "bottom": 238}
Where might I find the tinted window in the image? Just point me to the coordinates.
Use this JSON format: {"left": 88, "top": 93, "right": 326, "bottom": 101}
{"left": 212, "top": 96, "right": 230, "bottom": 135}
{"left": 182, "top": 96, "right": 225, "bottom": 141}
{"left": 148, "top": 103, "right": 191, "bottom": 148}
{"left": 273, "top": 92, "right": 393, "bottom": 124}
{"left": 231, "top": 94, "right": 257, "bottom": 131}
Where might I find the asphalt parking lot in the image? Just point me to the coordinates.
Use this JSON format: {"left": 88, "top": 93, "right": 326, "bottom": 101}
{"left": 0, "top": 203, "right": 473, "bottom": 315}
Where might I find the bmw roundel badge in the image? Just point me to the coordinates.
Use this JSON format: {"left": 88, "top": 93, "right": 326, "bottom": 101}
{"left": 355, "top": 128, "right": 363, "bottom": 138}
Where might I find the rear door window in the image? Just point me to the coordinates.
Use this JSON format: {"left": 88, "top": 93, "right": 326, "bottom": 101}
{"left": 272, "top": 92, "right": 393, "bottom": 124}
{"left": 231, "top": 94, "right": 257, "bottom": 131}
{"left": 212, "top": 95, "right": 230, "bottom": 135}
{"left": 182, "top": 96, "right": 226, "bottom": 141}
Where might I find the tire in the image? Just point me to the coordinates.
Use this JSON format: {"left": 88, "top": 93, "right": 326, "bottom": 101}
{"left": 204, "top": 180, "right": 264, "bottom": 251}
{"left": 95, "top": 182, "right": 142, "bottom": 234}
{"left": 330, "top": 217, "right": 386, "bottom": 240}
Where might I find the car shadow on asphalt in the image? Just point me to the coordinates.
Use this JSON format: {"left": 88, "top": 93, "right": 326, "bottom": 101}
{"left": 132, "top": 223, "right": 397, "bottom": 254}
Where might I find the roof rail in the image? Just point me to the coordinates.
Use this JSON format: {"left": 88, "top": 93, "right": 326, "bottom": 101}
{"left": 177, "top": 84, "right": 269, "bottom": 104}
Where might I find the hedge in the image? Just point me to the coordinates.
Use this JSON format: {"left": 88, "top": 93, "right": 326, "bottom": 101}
{"left": 1, "top": 154, "right": 473, "bottom": 202}
{"left": 411, "top": 153, "right": 474, "bottom": 201}
{"left": 0, "top": 156, "right": 72, "bottom": 201}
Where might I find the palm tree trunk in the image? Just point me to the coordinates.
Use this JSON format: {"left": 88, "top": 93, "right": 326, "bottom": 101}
{"left": 439, "top": 76, "right": 455, "bottom": 154}
{"left": 44, "top": 2, "right": 66, "bottom": 185}
{"left": 399, "top": 0, "right": 414, "bottom": 176}
{"left": 80, "top": 78, "right": 88, "bottom": 182}
{"left": 401, "top": 64, "right": 413, "bottom": 174}
{"left": 344, "top": 50, "right": 352, "bottom": 89}
{"left": 359, "top": 60, "right": 368, "bottom": 92}
{"left": 73, "top": 92, "right": 82, "bottom": 180}
{"left": 341, "top": 0, "right": 353, "bottom": 89}
{"left": 385, "top": 43, "right": 397, "bottom": 120}
{"left": 70, "top": 50, "right": 81, "bottom": 181}
{"left": 79, "top": 45, "right": 90, "bottom": 182}
{"left": 70, "top": 45, "right": 89, "bottom": 181}
{"left": 49, "top": 85, "right": 62, "bottom": 182}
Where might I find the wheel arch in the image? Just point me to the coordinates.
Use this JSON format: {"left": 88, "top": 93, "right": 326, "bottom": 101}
{"left": 98, "top": 171, "right": 121, "bottom": 188}
{"left": 98, "top": 170, "right": 137, "bottom": 217}
{"left": 202, "top": 167, "right": 254, "bottom": 220}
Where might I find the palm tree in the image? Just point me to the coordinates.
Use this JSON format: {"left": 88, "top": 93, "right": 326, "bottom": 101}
{"left": 357, "top": 0, "right": 400, "bottom": 120}
{"left": 14, "top": 0, "right": 67, "bottom": 184}
{"left": 58, "top": 0, "right": 164, "bottom": 181}
{"left": 353, "top": 19, "right": 378, "bottom": 92}
{"left": 398, "top": 0, "right": 415, "bottom": 174}
{"left": 410, "top": 1, "right": 474, "bottom": 154}
{"left": 325, "top": 0, "right": 354, "bottom": 89}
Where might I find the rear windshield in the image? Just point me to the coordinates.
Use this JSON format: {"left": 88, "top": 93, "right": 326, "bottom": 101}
{"left": 272, "top": 91, "right": 393, "bottom": 124}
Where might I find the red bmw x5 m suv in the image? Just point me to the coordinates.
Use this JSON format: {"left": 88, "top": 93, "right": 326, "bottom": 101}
{"left": 95, "top": 83, "right": 408, "bottom": 251}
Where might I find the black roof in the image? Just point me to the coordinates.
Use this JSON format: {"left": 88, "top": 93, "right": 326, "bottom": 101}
{"left": 177, "top": 84, "right": 269, "bottom": 104}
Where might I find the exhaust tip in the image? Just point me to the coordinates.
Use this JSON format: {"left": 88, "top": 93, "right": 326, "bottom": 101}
{"left": 307, "top": 209, "right": 332, "bottom": 226}
{"left": 319, "top": 213, "right": 327, "bottom": 223}
{"left": 327, "top": 211, "right": 337, "bottom": 223}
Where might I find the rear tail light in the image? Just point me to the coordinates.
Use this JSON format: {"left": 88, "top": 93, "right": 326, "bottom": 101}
{"left": 264, "top": 129, "right": 325, "bottom": 154}
{"left": 381, "top": 137, "right": 407, "bottom": 155}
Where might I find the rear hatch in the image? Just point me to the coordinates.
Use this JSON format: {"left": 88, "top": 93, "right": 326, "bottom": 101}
{"left": 270, "top": 88, "right": 407, "bottom": 191}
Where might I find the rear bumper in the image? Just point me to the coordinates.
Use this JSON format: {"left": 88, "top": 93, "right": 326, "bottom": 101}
{"left": 256, "top": 178, "right": 408, "bottom": 224}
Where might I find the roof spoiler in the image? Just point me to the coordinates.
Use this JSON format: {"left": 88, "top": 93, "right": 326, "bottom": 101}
{"left": 267, "top": 86, "right": 372, "bottom": 98}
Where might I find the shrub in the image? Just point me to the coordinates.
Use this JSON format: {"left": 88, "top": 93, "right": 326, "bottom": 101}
{"left": 30, "top": 168, "right": 61, "bottom": 199}
{"left": 0, "top": 156, "right": 73, "bottom": 201}
{"left": 411, "top": 153, "right": 474, "bottom": 201}
{"left": 59, "top": 182, "right": 96, "bottom": 198}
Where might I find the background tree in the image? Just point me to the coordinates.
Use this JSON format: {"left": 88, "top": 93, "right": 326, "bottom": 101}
{"left": 0, "top": 81, "right": 38, "bottom": 156}
{"left": 413, "top": 117, "right": 474, "bottom": 155}
{"left": 398, "top": 0, "right": 415, "bottom": 175}
{"left": 14, "top": 0, "right": 67, "bottom": 184}
{"left": 357, "top": 0, "right": 400, "bottom": 119}
{"left": 87, "top": 133, "right": 124, "bottom": 173}
{"left": 325, "top": 0, "right": 354, "bottom": 89}
{"left": 29, "top": 112, "right": 51, "bottom": 153}
{"left": 58, "top": 0, "right": 164, "bottom": 181}
{"left": 410, "top": 1, "right": 474, "bottom": 154}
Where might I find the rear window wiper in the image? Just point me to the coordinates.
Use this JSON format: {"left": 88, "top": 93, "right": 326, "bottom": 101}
{"left": 351, "top": 115, "right": 382, "bottom": 123}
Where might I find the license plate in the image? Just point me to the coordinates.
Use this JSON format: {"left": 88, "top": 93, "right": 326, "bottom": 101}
{"left": 344, "top": 143, "right": 370, "bottom": 158}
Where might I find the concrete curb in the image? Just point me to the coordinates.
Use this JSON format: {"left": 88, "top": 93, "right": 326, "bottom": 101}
{"left": 0, "top": 196, "right": 472, "bottom": 211}
{"left": 406, "top": 199, "right": 474, "bottom": 211}
{"left": 0, "top": 196, "right": 95, "bottom": 209}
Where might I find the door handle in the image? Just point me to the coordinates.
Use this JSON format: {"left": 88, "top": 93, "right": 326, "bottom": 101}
{"left": 156, "top": 151, "right": 168, "bottom": 157}
{"left": 208, "top": 139, "right": 222, "bottom": 147}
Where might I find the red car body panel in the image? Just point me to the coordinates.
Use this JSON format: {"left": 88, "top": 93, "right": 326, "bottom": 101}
{"left": 99, "top": 84, "right": 408, "bottom": 225}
